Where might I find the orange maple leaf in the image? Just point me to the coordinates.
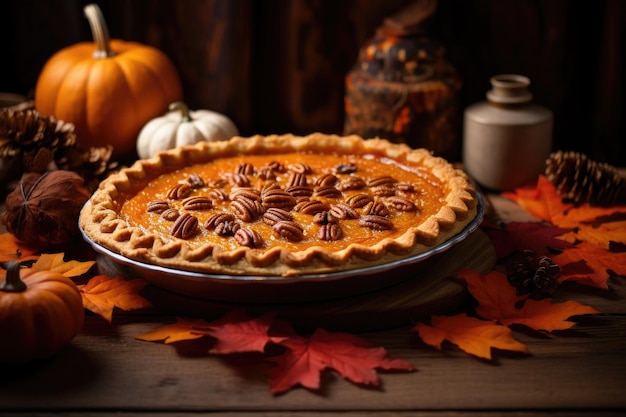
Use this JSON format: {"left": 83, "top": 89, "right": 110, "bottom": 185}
{"left": 31, "top": 252, "right": 95, "bottom": 277}
{"left": 457, "top": 269, "right": 599, "bottom": 331}
{"left": 503, "top": 176, "right": 573, "bottom": 223}
{"left": 77, "top": 275, "right": 152, "bottom": 322}
{"left": 268, "top": 326, "right": 415, "bottom": 394}
{"left": 135, "top": 317, "right": 209, "bottom": 344}
{"left": 552, "top": 242, "right": 626, "bottom": 289}
{"left": 0, "top": 232, "right": 40, "bottom": 263}
{"left": 197, "top": 310, "right": 288, "bottom": 354}
{"left": 557, "top": 221, "right": 626, "bottom": 250}
{"left": 414, "top": 314, "right": 529, "bottom": 360}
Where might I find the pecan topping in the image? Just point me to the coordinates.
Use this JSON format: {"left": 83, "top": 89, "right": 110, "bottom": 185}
{"left": 171, "top": 213, "right": 198, "bottom": 239}
{"left": 359, "top": 215, "right": 393, "bottom": 231}
{"left": 293, "top": 200, "right": 329, "bottom": 215}
{"left": 337, "top": 176, "right": 366, "bottom": 191}
{"left": 286, "top": 172, "right": 308, "bottom": 187}
{"left": 287, "top": 162, "right": 312, "bottom": 174}
{"left": 329, "top": 203, "right": 359, "bottom": 220}
{"left": 235, "top": 228, "right": 263, "bottom": 248}
{"left": 204, "top": 213, "right": 236, "bottom": 230}
{"left": 161, "top": 208, "right": 180, "bottom": 221}
{"left": 313, "top": 211, "right": 338, "bottom": 225}
{"left": 146, "top": 200, "right": 169, "bottom": 214}
{"left": 231, "top": 198, "right": 264, "bottom": 222}
{"left": 273, "top": 220, "right": 304, "bottom": 242}
{"left": 235, "top": 162, "right": 255, "bottom": 176}
{"left": 285, "top": 185, "right": 313, "bottom": 198}
{"left": 345, "top": 193, "right": 373, "bottom": 208}
{"left": 263, "top": 207, "right": 293, "bottom": 226}
{"left": 208, "top": 188, "right": 229, "bottom": 201}
{"left": 319, "top": 223, "right": 343, "bottom": 241}
{"left": 334, "top": 163, "right": 358, "bottom": 174}
{"left": 367, "top": 175, "right": 398, "bottom": 187}
{"left": 256, "top": 166, "right": 276, "bottom": 181}
{"left": 182, "top": 196, "right": 213, "bottom": 210}
{"left": 370, "top": 184, "right": 396, "bottom": 197}
{"left": 265, "top": 161, "right": 286, "bottom": 172}
{"left": 166, "top": 183, "right": 192, "bottom": 200}
{"left": 262, "top": 188, "right": 296, "bottom": 210}
{"left": 229, "top": 187, "right": 261, "bottom": 202}
{"left": 365, "top": 201, "right": 390, "bottom": 217}
{"left": 386, "top": 196, "right": 417, "bottom": 212}
{"left": 261, "top": 182, "right": 282, "bottom": 196}
{"left": 315, "top": 173, "right": 338, "bottom": 186}
{"left": 314, "top": 185, "right": 342, "bottom": 198}
{"left": 186, "top": 174, "right": 206, "bottom": 189}
{"left": 215, "top": 220, "right": 240, "bottom": 237}
{"left": 396, "top": 182, "right": 416, "bottom": 193}
{"left": 223, "top": 172, "right": 251, "bottom": 187}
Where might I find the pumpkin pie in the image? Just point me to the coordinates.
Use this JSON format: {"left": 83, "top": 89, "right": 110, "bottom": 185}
{"left": 79, "top": 133, "right": 478, "bottom": 276}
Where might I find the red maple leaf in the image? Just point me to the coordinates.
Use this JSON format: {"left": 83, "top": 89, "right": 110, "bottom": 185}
{"left": 484, "top": 221, "right": 573, "bottom": 258}
{"left": 552, "top": 242, "right": 626, "bottom": 289}
{"left": 268, "top": 325, "right": 414, "bottom": 394}
{"left": 195, "top": 310, "right": 287, "bottom": 354}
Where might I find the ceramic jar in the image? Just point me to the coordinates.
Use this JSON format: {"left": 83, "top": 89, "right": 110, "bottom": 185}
{"left": 462, "top": 74, "right": 553, "bottom": 190}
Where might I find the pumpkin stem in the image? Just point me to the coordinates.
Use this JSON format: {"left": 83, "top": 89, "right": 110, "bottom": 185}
{"left": 169, "top": 102, "right": 193, "bottom": 122}
{"left": 0, "top": 261, "right": 27, "bottom": 292}
{"left": 84, "top": 4, "right": 115, "bottom": 59}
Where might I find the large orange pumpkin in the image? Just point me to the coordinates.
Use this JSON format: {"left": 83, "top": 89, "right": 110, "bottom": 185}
{"left": 34, "top": 4, "right": 183, "bottom": 159}
{"left": 0, "top": 262, "right": 85, "bottom": 363}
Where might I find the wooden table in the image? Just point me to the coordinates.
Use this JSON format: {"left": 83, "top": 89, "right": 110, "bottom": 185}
{"left": 1, "top": 193, "right": 625, "bottom": 417}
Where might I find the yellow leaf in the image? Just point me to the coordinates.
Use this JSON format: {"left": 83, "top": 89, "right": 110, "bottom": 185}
{"left": 32, "top": 252, "right": 96, "bottom": 277}
{"left": 135, "top": 317, "right": 209, "bottom": 344}
{"left": 414, "top": 314, "right": 529, "bottom": 360}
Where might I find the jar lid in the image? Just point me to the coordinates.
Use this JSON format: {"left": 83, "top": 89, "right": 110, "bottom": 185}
{"left": 486, "top": 74, "right": 533, "bottom": 104}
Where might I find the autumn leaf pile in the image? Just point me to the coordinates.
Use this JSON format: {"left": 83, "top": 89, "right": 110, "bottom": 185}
{"left": 1, "top": 175, "right": 624, "bottom": 394}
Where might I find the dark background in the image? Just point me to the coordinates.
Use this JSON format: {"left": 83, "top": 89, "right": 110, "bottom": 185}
{"left": 1, "top": 0, "right": 623, "bottom": 165}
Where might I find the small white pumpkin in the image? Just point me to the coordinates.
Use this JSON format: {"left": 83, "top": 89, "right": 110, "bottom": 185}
{"left": 136, "top": 101, "right": 239, "bottom": 159}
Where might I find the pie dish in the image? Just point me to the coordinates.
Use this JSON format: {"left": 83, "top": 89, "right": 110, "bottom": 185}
{"left": 79, "top": 133, "right": 477, "bottom": 277}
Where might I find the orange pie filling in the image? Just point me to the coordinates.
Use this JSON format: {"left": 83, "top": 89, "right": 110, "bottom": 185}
{"left": 80, "top": 134, "right": 477, "bottom": 276}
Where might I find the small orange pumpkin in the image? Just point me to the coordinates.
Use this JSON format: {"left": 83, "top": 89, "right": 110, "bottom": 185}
{"left": 34, "top": 3, "right": 183, "bottom": 159}
{"left": 0, "top": 262, "right": 85, "bottom": 363}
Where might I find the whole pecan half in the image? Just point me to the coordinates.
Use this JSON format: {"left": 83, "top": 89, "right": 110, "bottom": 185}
{"left": 186, "top": 174, "right": 206, "bottom": 189}
{"left": 263, "top": 207, "right": 293, "bottom": 226}
{"left": 287, "top": 162, "right": 312, "bottom": 174}
{"left": 293, "top": 199, "right": 329, "bottom": 215}
{"left": 146, "top": 200, "right": 170, "bottom": 214}
{"left": 359, "top": 215, "right": 393, "bottom": 231}
{"left": 235, "top": 162, "right": 255, "bottom": 176}
{"left": 318, "top": 223, "right": 343, "bottom": 241}
{"left": 230, "top": 187, "right": 262, "bottom": 202}
{"left": 345, "top": 193, "right": 373, "bottom": 208}
{"left": 262, "top": 188, "right": 296, "bottom": 210}
{"left": 166, "top": 183, "right": 192, "bottom": 200}
{"left": 286, "top": 172, "right": 308, "bottom": 187}
{"left": 204, "top": 213, "right": 236, "bottom": 230}
{"left": 182, "top": 196, "right": 213, "bottom": 210}
{"left": 273, "top": 220, "right": 304, "bottom": 242}
{"left": 161, "top": 208, "right": 180, "bottom": 221}
{"left": 314, "top": 185, "right": 342, "bottom": 198}
{"left": 231, "top": 198, "right": 264, "bottom": 222}
{"left": 285, "top": 185, "right": 314, "bottom": 198}
{"left": 315, "top": 173, "right": 338, "bottom": 186}
{"left": 337, "top": 176, "right": 366, "bottom": 191}
{"left": 329, "top": 203, "right": 359, "bottom": 220}
{"left": 235, "top": 228, "right": 264, "bottom": 247}
{"left": 365, "top": 201, "right": 390, "bottom": 217}
{"left": 215, "top": 220, "right": 240, "bottom": 237}
{"left": 385, "top": 196, "right": 417, "bottom": 212}
{"left": 334, "top": 163, "right": 358, "bottom": 174}
{"left": 171, "top": 213, "right": 199, "bottom": 239}
{"left": 367, "top": 175, "right": 398, "bottom": 187}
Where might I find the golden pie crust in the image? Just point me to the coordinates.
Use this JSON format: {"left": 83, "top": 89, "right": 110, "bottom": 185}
{"left": 79, "top": 134, "right": 477, "bottom": 276}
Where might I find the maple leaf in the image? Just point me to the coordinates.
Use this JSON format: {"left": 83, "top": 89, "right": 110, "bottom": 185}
{"left": 484, "top": 221, "right": 573, "bottom": 258}
{"left": 195, "top": 309, "right": 287, "bottom": 354}
{"left": 414, "top": 314, "right": 529, "bottom": 360}
{"left": 0, "top": 232, "right": 40, "bottom": 263}
{"left": 503, "top": 176, "right": 573, "bottom": 223}
{"left": 552, "top": 242, "right": 626, "bottom": 289}
{"left": 558, "top": 221, "right": 626, "bottom": 250}
{"left": 456, "top": 269, "right": 599, "bottom": 331}
{"left": 31, "top": 252, "right": 95, "bottom": 277}
{"left": 268, "top": 326, "right": 414, "bottom": 394}
{"left": 135, "top": 317, "right": 209, "bottom": 344}
{"left": 77, "top": 275, "right": 152, "bottom": 322}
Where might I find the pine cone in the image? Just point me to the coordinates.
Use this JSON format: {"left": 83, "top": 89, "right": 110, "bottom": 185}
{"left": 545, "top": 150, "right": 624, "bottom": 206}
{"left": 507, "top": 250, "right": 560, "bottom": 299}
{"left": 0, "top": 107, "right": 76, "bottom": 167}
{"left": 0, "top": 106, "right": 117, "bottom": 191}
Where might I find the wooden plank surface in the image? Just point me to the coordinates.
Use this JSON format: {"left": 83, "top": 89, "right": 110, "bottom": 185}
{"left": 1, "top": 194, "right": 626, "bottom": 415}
